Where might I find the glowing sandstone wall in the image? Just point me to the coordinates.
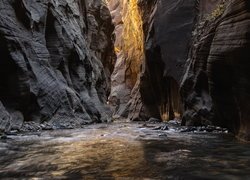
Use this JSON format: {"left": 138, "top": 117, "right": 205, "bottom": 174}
{"left": 107, "top": 0, "right": 144, "bottom": 118}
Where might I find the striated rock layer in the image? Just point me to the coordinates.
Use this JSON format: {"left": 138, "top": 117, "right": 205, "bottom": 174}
{"left": 181, "top": 0, "right": 250, "bottom": 140}
{"left": 0, "top": 0, "right": 115, "bottom": 132}
{"left": 107, "top": 0, "right": 144, "bottom": 118}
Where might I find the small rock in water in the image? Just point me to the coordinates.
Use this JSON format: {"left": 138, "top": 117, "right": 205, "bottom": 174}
{"left": 147, "top": 118, "right": 162, "bottom": 123}
{"left": 151, "top": 124, "right": 169, "bottom": 131}
{"left": 216, "top": 126, "right": 221, "bottom": 130}
{"left": 0, "top": 135, "right": 7, "bottom": 140}
{"left": 180, "top": 125, "right": 228, "bottom": 133}
{"left": 41, "top": 124, "right": 54, "bottom": 130}
{"left": 152, "top": 126, "right": 162, "bottom": 130}
{"left": 0, "top": 135, "right": 12, "bottom": 140}
{"left": 168, "top": 120, "right": 181, "bottom": 125}
{"left": 161, "top": 125, "right": 169, "bottom": 131}
{"left": 140, "top": 123, "right": 155, "bottom": 128}
{"left": 5, "top": 130, "right": 18, "bottom": 136}
{"left": 158, "top": 133, "right": 168, "bottom": 137}
{"left": 180, "top": 127, "right": 197, "bottom": 132}
{"left": 21, "top": 122, "right": 42, "bottom": 132}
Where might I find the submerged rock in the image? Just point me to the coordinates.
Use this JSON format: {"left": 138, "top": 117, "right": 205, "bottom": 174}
{"left": 147, "top": 118, "right": 162, "bottom": 123}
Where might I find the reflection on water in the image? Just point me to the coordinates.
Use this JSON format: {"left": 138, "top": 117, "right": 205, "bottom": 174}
{"left": 1, "top": 122, "right": 250, "bottom": 179}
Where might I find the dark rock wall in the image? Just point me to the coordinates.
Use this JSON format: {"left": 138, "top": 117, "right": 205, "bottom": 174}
{"left": 0, "top": 0, "right": 115, "bottom": 132}
{"left": 141, "top": 0, "right": 197, "bottom": 121}
{"left": 126, "top": 0, "right": 197, "bottom": 121}
{"left": 181, "top": 0, "right": 250, "bottom": 140}
{"left": 87, "top": 0, "right": 116, "bottom": 97}
{"left": 123, "top": 0, "right": 250, "bottom": 141}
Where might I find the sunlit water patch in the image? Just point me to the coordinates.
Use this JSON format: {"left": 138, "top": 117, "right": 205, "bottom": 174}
{"left": 1, "top": 122, "right": 250, "bottom": 179}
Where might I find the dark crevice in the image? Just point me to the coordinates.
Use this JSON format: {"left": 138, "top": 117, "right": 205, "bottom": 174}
{"left": 68, "top": 50, "right": 84, "bottom": 92}
{"left": 0, "top": 35, "right": 20, "bottom": 110}
{"left": 12, "top": 0, "right": 31, "bottom": 29}
{"left": 45, "top": 10, "right": 62, "bottom": 69}
{"left": 140, "top": 43, "right": 183, "bottom": 121}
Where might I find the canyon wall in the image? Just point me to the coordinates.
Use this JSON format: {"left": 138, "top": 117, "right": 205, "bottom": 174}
{"left": 137, "top": 0, "right": 198, "bottom": 121}
{"left": 137, "top": 0, "right": 250, "bottom": 140}
{"left": 107, "top": 0, "right": 198, "bottom": 121}
{"left": 181, "top": 0, "right": 250, "bottom": 140}
{"left": 109, "top": 0, "right": 250, "bottom": 141}
{"left": 1, "top": 0, "right": 249, "bottom": 140}
{"left": 0, "top": 0, "right": 115, "bottom": 132}
{"left": 107, "top": 0, "right": 144, "bottom": 118}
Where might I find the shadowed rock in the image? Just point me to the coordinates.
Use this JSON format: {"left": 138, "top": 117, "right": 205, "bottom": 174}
{"left": 0, "top": 0, "right": 115, "bottom": 131}
{"left": 181, "top": 0, "right": 250, "bottom": 140}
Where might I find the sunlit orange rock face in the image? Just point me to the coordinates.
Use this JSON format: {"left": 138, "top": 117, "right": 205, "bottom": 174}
{"left": 107, "top": 0, "right": 144, "bottom": 118}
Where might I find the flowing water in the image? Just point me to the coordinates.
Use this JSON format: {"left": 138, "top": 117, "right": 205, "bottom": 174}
{"left": 0, "top": 121, "right": 250, "bottom": 180}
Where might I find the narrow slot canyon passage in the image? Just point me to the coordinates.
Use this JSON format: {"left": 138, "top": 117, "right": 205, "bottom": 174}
{"left": 107, "top": 0, "right": 183, "bottom": 122}
{"left": 107, "top": 0, "right": 145, "bottom": 118}
{"left": 0, "top": 0, "right": 250, "bottom": 179}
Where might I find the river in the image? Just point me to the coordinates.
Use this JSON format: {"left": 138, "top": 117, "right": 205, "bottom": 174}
{"left": 0, "top": 121, "right": 250, "bottom": 179}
